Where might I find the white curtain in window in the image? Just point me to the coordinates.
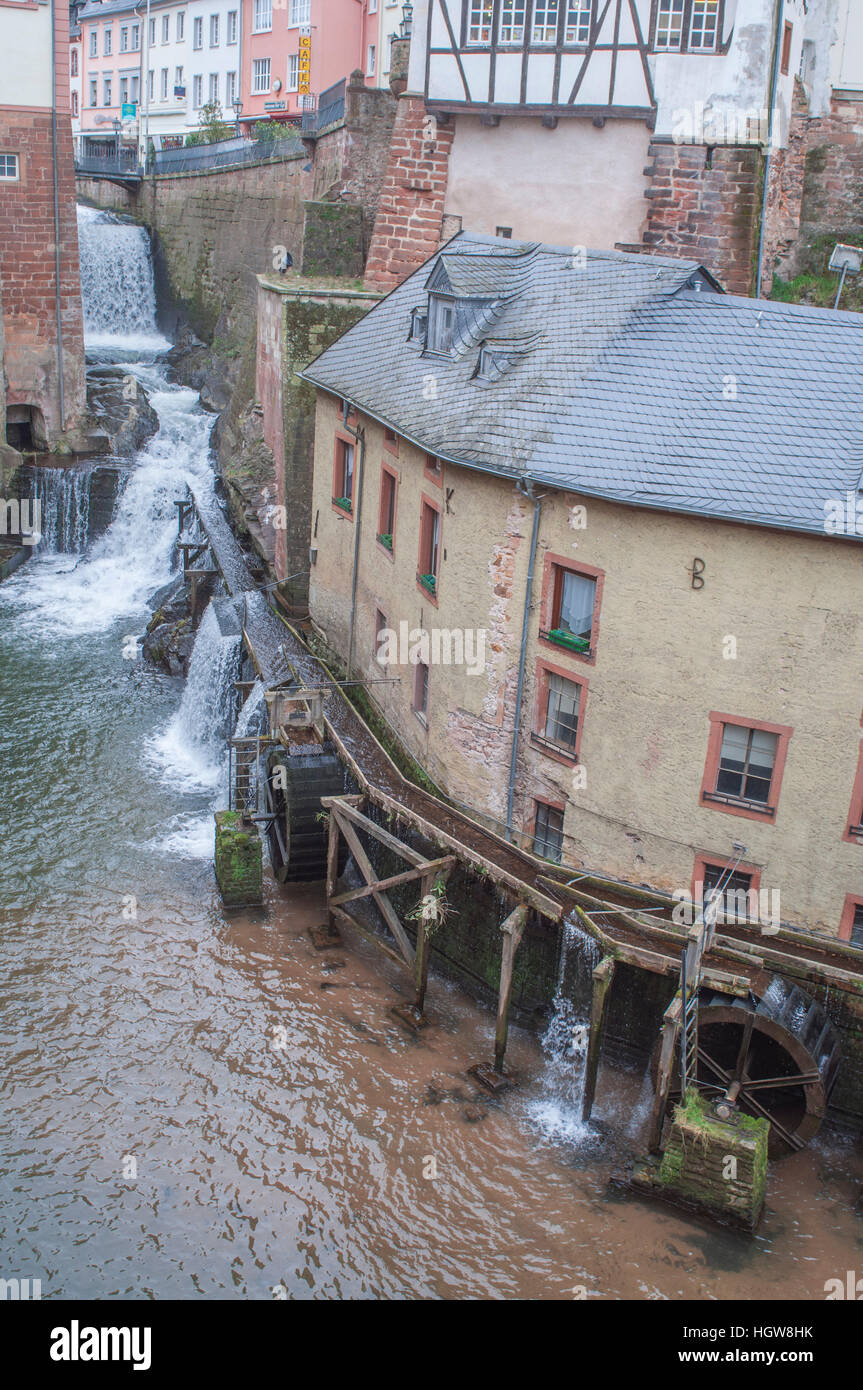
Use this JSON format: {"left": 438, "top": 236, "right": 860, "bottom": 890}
{"left": 559, "top": 571, "right": 595, "bottom": 639}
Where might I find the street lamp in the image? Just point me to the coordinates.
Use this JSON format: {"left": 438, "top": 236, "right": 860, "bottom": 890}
{"left": 400, "top": 1, "right": 413, "bottom": 37}
{"left": 233, "top": 99, "right": 243, "bottom": 137}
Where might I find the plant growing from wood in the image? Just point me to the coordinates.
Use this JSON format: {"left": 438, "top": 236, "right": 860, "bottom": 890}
{"left": 407, "top": 877, "right": 451, "bottom": 938}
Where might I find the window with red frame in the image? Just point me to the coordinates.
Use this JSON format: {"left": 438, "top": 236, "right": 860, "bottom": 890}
{"left": 384, "top": 427, "right": 398, "bottom": 451}
{"left": 418, "top": 501, "right": 440, "bottom": 597}
{"left": 713, "top": 724, "right": 777, "bottom": 807}
{"left": 700, "top": 862, "right": 754, "bottom": 922}
{"left": 851, "top": 904, "right": 863, "bottom": 948}
{"left": 546, "top": 563, "right": 596, "bottom": 652}
{"left": 334, "top": 439, "right": 354, "bottom": 509}
{"left": 533, "top": 801, "right": 563, "bottom": 863}
{"left": 539, "top": 671, "right": 581, "bottom": 756}
{"left": 413, "top": 661, "right": 429, "bottom": 716}
{"left": 378, "top": 468, "right": 396, "bottom": 551}
{"left": 426, "top": 453, "right": 442, "bottom": 478}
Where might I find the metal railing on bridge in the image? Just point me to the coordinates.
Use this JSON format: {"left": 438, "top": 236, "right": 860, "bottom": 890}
{"left": 301, "top": 79, "right": 346, "bottom": 135}
{"left": 75, "top": 153, "right": 143, "bottom": 180}
{"left": 152, "top": 130, "right": 305, "bottom": 175}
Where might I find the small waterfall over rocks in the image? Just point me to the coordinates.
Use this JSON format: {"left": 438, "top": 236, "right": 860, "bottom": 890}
{"left": 77, "top": 205, "right": 168, "bottom": 352}
{"left": 161, "top": 602, "right": 242, "bottom": 786}
{"left": 26, "top": 466, "right": 101, "bottom": 554}
{"left": 527, "top": 916, "right": 602, "bottom": 1145}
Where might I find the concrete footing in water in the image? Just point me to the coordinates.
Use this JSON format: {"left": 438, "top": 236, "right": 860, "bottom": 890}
{"left": 622, "top": 1091, "right": 769, "bottom": 1232}
{"left": 214, "top": 810, "right": 263, "bottom": 907}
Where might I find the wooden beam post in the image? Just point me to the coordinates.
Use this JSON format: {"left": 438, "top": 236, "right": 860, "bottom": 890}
{"left": 581, "top": 955, "right": 615, "bottom": 1122}
{"left": 331, "top": 807, "right": 415, "bottom": 966}
{"left": 325, "top": 806, "right": 340, "bottom": 930}
{"left": 647, "top": 993, "right": 682, "bottom": 1153}
{"left": 494, "top": 905, "right": 528, "bottom": 1073}
{"left": 413, "top": 872, "right": 433, "bottom": 1014}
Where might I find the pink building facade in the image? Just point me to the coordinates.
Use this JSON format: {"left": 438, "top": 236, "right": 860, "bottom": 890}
{"left": 240, "top": 0, "right": 381, "bottom": 128}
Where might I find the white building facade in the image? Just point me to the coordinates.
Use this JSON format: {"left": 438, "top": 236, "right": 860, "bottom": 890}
{"left": 184, "top": 0, "right": 243, "bottom": 134}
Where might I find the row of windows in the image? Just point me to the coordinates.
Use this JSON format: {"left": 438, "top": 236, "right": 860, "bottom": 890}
{"left": 86, "top": 67, "right": 245, "bottom": 108}
{"left": 464, "top": 0, "right": 721, "bottom": 52}
{"left": 345, "top": 419, "right": 861, "bottom": 942}
{"left": 333, "top": 427, "right": 443, "bottom": 600}
{"left": 86, "top": 11, "right": 252, "bottom": 57}
{"left": 88, "top": 22, "right": 142, "bottom": 58}
{"left": 253, "top": 0, "right": 311, "bottom": 28}
{"left": 250, "top": 44, "right": 376, "bottom": 93}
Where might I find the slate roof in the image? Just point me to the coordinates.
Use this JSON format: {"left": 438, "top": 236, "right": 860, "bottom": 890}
{"left": 300, "top": 232, "right": 863, "bottom": 541}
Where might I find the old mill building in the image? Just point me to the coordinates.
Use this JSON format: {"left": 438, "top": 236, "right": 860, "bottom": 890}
{"left": 301, "top": 232, "right": 863, "bottom": 944}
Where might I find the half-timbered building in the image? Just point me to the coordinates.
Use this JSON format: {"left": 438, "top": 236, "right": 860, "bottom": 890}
{"left": 364, "top": 1, "right": 860, "bottom": 298}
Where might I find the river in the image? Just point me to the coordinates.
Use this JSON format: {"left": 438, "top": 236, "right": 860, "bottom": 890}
{"left": 0, "top": 206, "right": 859, "bottom": 1302}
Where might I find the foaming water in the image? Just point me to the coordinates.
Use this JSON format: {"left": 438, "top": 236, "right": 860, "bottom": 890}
{"left": 2, "top": 380, "right": 214, "bottom": 639}
{"left": 147, "top": 602, "right": 241, "bottom": 796}
{"left": 29, "top": 465, "right": 96, "bottom": 554}
{"left": 525, "top": 917, "right": 601, "bottom": 1147}
{"left": 77, "top": 205, "right": 170, "bottom": 352}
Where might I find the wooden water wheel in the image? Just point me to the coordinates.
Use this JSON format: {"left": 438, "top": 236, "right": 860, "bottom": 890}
{"left": 655, "top": 977, "right": 840, "bottom": 1158}
{"left": 263, "top": 746, "right": 347, "bottom": 883}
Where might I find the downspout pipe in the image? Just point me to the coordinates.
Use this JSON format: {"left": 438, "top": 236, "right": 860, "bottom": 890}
{"left": 51, "top": 0, "right": 66, "bottom": 433}
{"left": 342, "top": 402, "right": 366, "bottom": 680}
{"left": 505, "top": 477, "right": 543, "bottom": 843}
{"left": 755, "top": 0, "right": 785, "bottom": 299}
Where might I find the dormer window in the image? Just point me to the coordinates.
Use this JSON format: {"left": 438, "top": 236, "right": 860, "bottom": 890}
{"left": 476, "top": 344, "right": 494, "bottom": 378}
{"left": 428, "top": 296, "right": 455, "bottom": 354}
{"left": 409, "top": 307, "right": 427, "bottom": 343}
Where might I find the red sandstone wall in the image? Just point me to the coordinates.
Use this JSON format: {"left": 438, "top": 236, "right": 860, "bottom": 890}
{"left": 363, "top": 95, "right": 454, "bottom": 293}
{"left": 0, "top": 1, "right": 86, "bottom": 445}
{"left": 637, "top": 140, "right": 762, "bottom": 296}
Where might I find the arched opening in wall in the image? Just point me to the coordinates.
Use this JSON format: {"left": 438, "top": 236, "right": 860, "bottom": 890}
{"left": 5, "top": 405, "right": 45, "bottom": 452}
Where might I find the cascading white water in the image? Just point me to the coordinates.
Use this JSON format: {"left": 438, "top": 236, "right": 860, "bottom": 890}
{"left": 4, "top": 205, "right": 224, "bottom": 861}
{"left": 28, "top": 466, "right": 95, "bottom": 554}
{"left": 235, "top": 678, "right": 266, "bottom": 739}
{"left": 527, "top": 916, "right": 601, "bottom": 1144}
{"left": 77, "top": 205, "right": 169, "bottom": 352}
{"left": 10, "top": 380, "right": 216, "bottom": 639}
{"left": 148, "top": 601, "right": 241, "bottom": 794}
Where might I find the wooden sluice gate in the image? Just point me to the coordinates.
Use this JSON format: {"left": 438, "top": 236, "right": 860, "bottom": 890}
{"left": 176, "top": 485, "right": 863, "bottom": 1185}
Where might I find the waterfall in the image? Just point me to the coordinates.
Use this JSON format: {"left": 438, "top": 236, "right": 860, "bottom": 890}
{"left": 235, "top": 678, "right": 266, "bottom": 739}
{"left": 77, "top": 205, "right": 169, "bottom": 352}
{"left": 527, "top": 916, "right": 601, "bottom": 1145}
{"left": 148, "top": 603, "right": 241, "bottom": 796}
{"left": 27, "top": 466, "right": 96, "bottom": 555}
